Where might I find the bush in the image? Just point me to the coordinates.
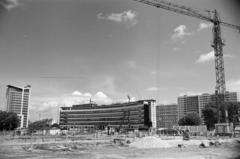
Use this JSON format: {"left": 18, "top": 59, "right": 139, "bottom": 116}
{"left": 0, "top": 111, "right": 19, "bottom": 131}
{"left": 178, "top": 112, "right": 202, "bottom": 126}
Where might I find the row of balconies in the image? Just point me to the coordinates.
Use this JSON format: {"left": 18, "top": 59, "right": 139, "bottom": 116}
{"left": 60, "top": 115, "right": 143, "bottom": 122}
{"left": 60, "top": 110, "right": 143, "bottom": 117}
{"left": 60, "top": 120, "right": 144, "bottom": 125}
{"left": 60, "top": 111, "right": 142, "bottom": 118}
{"left": 61, "top": 108, "right": 144, "bottom": 115}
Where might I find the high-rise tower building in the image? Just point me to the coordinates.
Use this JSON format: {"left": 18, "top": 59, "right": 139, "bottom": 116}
{"left": 6, "top": 85, "right": 31, "bottom": 128}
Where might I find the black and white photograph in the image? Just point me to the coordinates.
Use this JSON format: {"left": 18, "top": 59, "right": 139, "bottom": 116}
{"left": 0, "top": 0, "right": 240, "bottom": 158}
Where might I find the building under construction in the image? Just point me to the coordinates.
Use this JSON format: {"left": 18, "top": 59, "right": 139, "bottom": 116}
{"left": 59, "top": 99, "right": 156, "bottom": 132}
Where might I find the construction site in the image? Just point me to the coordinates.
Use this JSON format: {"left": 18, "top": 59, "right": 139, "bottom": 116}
{"left": 1, "top": 129, "right": 240, "bottom": 159}
{"left": 1, "top": 0, "right": 240, "bottom": 159}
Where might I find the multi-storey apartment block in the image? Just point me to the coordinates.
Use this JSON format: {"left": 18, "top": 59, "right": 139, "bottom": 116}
{"left": 156, "top": 104, "right": 178, "bottom": 128}
{"left": 177, "top": 91, "right": 238, "bottom": 121}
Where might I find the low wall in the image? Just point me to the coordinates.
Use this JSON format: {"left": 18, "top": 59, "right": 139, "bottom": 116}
{"left": 173, "top": 125, "right": 207, "bottom": 134}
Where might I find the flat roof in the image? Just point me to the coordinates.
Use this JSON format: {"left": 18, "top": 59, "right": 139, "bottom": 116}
{"left": 61, "top": 99, "right": 156, "bottom": 109}
{"left": 7, "top": 85, "right": 31, "bottom": 90}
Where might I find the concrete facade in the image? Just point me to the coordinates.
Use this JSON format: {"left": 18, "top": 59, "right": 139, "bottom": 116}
{"left": 156, "top": 104, "right": 178, "bottom": 128}
{"left": 6, "top": 85, "right": 31, "bottom": 128}
{"left": 177, "top": 97, "right": 186, "bottom": 121}
{"left": 177, "top": 91, "right": 238, "bottom": 121}
{"left": 59, "top": 99, "right": 156, "bottom": 131}
{"left": 177, "top": 95, "right": 199, "bottom": 121}
{"left": 198, "top": 94, "right": 212, "bottom": 118}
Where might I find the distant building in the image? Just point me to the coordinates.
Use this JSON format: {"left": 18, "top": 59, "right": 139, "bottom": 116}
{"left": 177, "top": 97, "right": 186, "bottom": 121}
{"left": 59, "top": 99, "right": 156, "bottom": 131}
{"left": 221, "top": 91, "right": 237, "bottom": 102}
{"left": 6, "top": 85, "right": 31, "bottom": 128}
{"left": 186, "top": 95, "right": 199, "bottom": 114}
{"left": 156, "top": 104, "right": 178, "bottom": 128}
{"left": 198, "top": 93, "right": 212, "bottom": 118}
{"left": 177, "top": 95, "right": 199, "bottom": 121}
{"left": 177, "top": 91, "right": 238, "bottom": 121}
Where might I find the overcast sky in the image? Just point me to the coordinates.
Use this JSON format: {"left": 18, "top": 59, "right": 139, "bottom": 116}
{"left": 0, "top": 0, "right": 240, "bottom": 122}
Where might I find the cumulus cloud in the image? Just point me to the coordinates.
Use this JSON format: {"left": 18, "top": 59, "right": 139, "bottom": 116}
{"left": 31, "top": 91, "right": 112, "bottom": 112}
{"left": 147, "top": 87, "right": 159, "bottom": 91}
{"left": 130, "top": 96, "right": 136, "bottom": 102}
{"left": 171, "top": 25, "right": 192, "bottom": 40}
{"left": 196, "top": 50, "right": 214, "bottom": 63}
{"left": 97, "top": 10, "right": 137, "bottom": 26}
{"left": 198, "top": 22, "right": 212, "bottom": 31}
{"left": 33, "top": 96, "right": 89, "bottom": 111}
{"left": 95, "top": 91, "right": 107, "bottom": 98}
{"left": 72, "top": 90, "right": 82, "bottom": 96}
{"left": 72, "top": 91, "right": 92, "bottom": 97}
{"left": 0, "top": 0, "right": 19, "bottom": 10}
{"left": 94, "top": 91, "right": 112, "bottom": 104}
{"left": 196, "top": 50, "right": 234, "bottom": 63}
{"left": 83, "top": 92, "right": 92, "bottom": 97}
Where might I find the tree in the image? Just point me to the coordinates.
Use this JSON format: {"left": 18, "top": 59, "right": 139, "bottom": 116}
{"left": 225, "top": 102, "right": 240, "bottom": 123}
{"left": 178, "top": 112, "right": 202, "bottom": 126}
{"left": 0, "top": 111, "right": 20, "bottom": 131}
{"left": 28, "top": 118, "right": 53, "bottom": 131}
{"left": 51, "top": 123, "right": 60, "bottom": 128}
{"left": 202, "top": 102, "right": 240, "bottom": 130}
{"left": 202, "top": 104, "right": 218, "bottom": 130}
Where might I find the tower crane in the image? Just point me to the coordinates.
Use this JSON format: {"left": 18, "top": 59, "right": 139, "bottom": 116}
{"left": 133, "top": 0, "right": 240, "bottom": 123}
{"left": 133, "top": 0, "right": 240, "bottom": 95}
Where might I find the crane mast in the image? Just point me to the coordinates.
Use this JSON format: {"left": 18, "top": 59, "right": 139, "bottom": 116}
{"left": 212, "top": 10, "right": 225, "bottom": 95}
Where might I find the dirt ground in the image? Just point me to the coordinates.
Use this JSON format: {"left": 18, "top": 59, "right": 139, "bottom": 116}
{"left": 0, "top": 137, "right": 240, "bottom": 159}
